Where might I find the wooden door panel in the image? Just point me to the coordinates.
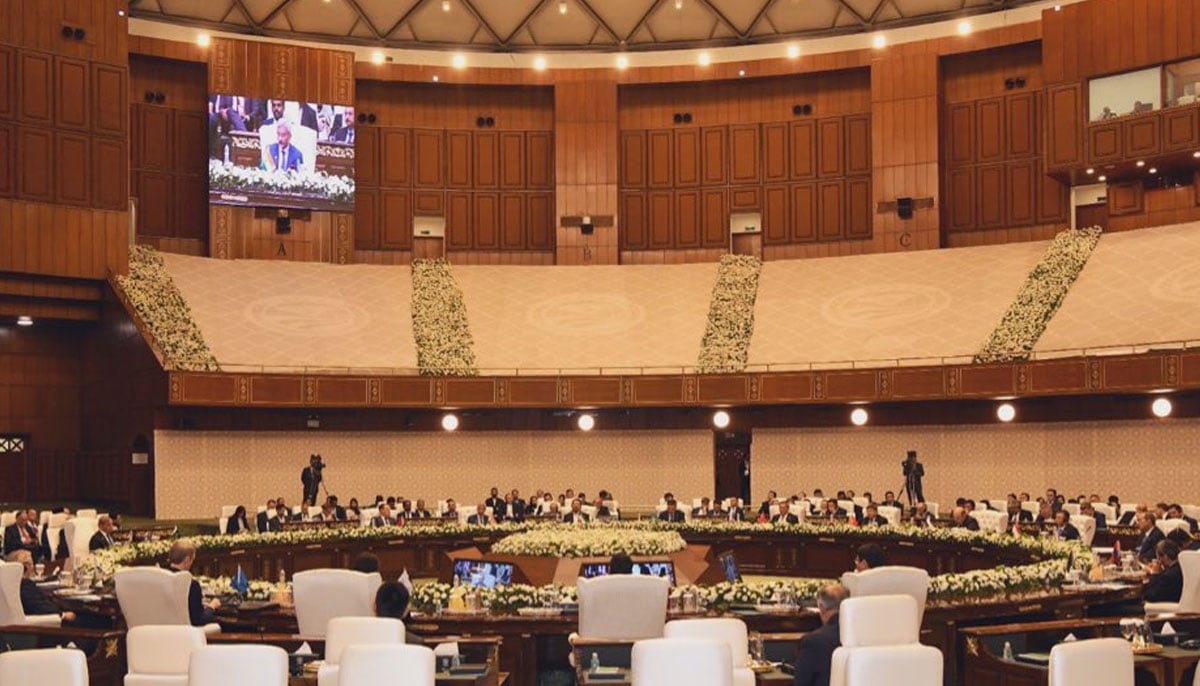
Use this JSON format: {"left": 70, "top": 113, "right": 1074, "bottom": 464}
{"left": 54, "top": 131, "right": 89, "bottom": 205}
{"left": 1162, "top": 107, "right": 1199, "bottom": 152}
{"left": 1037, "top": 165, "right": 1069, "bottom": 225}
{"left": 791, "top": 183, "right": 816, "bottom": 243}
{"left": 0, "top": 124, "right": 12, "bottom": 197}
{"left": 91, "top": 137, "right": 126, "bottom": 210}
{"left": 946, "top": 103, "right": 974, "bottom": 165}
{"left": 789, "top": 120, "right": 816, "bottom": 180}
{"left": 845, "top": 177, "right": 871, "bottom": 238}
{"left": 472, "top": 131, "right": 498, "bottom": 189}
{"left": 500, "top": 132, "right": 525, "bottom": 189}
{"left": 647, "top": 130, "right": 673, "bottom": 188}
{"left": 380, "top": 128, "right": 411, "bottom": 187}
{"left": 500, "top": 193, "right": 525, "bottom": 249}
{"left": 526, "top": 132, "right": 553, "bottom": 189}
{"left": 175, "top": 175, "right": 208, "bottom": 240}
{"left": 946, "top": 168, "right": 975, "bottom": 231}
{"left": 620, "top": 130, "right": 646, "bottom": 188}
{"left": 729, "top": 187, "right": 761, "bottom": 211}
{"left": 817, "top": 180, "right": 844, "bottom": 240}
{"left": 380, "top": 190, "right": 413, "bottom": 249}
{"left": 527, "top": 192, "right": 554, "bottom": 250}
{"left": 648, "top": 191, "right": 673, "bottom": 248}
{"left": 762, "top": 122, "right": 788, "bottom": 182}
{"left": 675, "top": 190, "right": 700, "bottom": 247}
{"left": 1005, "top": 92, "right": 1037, "bottom": 158}
{"left": 138, "top": 106, "right": 173, "bottom": 171}
{"left": 701, "top": 126, "right": 728, "bottom": 186}
{"left": 621, "top": 191, "right": 647, "bottom": 250}
{"left": 1123, "top": 115, "right": 1160, "bottom": 158}
{"left": 1046, "top": 83, "right": 1082, "bottom": 169}
{"left": 976, "top": 164, "right": 1007, "bottom": 229}
{"left": 674, "top": 129, "right": 700, "bottom": 187}
{"left": 1006, "top": 160, "right": 1036, "bottom": 227}
{"left": 136, "top": 172, "right": 173, "bottom": 237}
{"left": 816, "top": 117, "right": 844, "bottom": 178}
{"left": 1087, "top": 122, "right": 1122, "bottom": 164}
{"left": 17, "top": 126, "right": 53, "bottom": 202}
{"left": 845, "top": 114, "right": 871, "bottom": 176}
{"left": 1107, "top": 181, "right": 1144, "bottom": 216}
{"left": 54, "top": 57, "right": 89, "bottom": 130}
{"left": 473, "top": 193, "right": 499, "bottom": 249}
{"left": 174, "top": 111, "right": 207, "bottom": 175}
{"left": 701, "top": 188, "right": 727, "bottom": 248}
{"left": 413, "top": 129, "right": 443, "bottom": 188}
{"left": 355, "top": 126, "right": 379, "bottom": 186}
{"left": 445, "top": 191, "right": 472, "bottom": 251}
{"left": 446, "top": 130, "right": 472, "bottom": 188}
{"left": 413, "top": 190, "right": 444, "bottom": 216}
{"left": 975, "top": 97, "right": 1005, "bottom": 162}
{"left": 354, "top": 188, "right": 380, "bottom": 250}
{"left": 729, "top": 125, "right": 760, "bottom": 184}
{"left": 0, "top": 46, "right": 13, "bottom": 119}
{"left": 18, "top": 50, "right": 52, "bottom": 123}
{"left": 762, "top": 185, "right": 789, "bottom": 245}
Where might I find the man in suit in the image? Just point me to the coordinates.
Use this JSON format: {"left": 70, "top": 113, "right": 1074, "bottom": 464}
{"left": 1080, "top": 501, "right": 1106, "bottom": 530}
{"left": 792, "top": 584, "right": 848, "bottom": 686}
{"left": 266, "top": 121, "right": 304, "bottom": 173}
{"left": 262, "top": 99, "right": 287, "bottom": 126}
{"left": 1168, "top": 504, "right": 1199, "bottom": 533}
{"left": 853, "top": 544, "right": 885, "bottom": 571}
{"left": 692, "top": 497, "right": 715, "bottom": 518}
{"left": 327, "top": 495, "right": 347, "bottom": 520}
{"left": 485, "top": 487, "right": 504, "bottom": 512}
{"left": 817, "top": 499, "right": 847, "bottom": 520}
{"left": 371, "top": 504, "right": 398, "bottom": 527}
{"left": 167, "top": 540, "right": 221, "bottom": 627}
{"left": 562, "top": 499, "right": 590, "bottom": 525}
{"left": 88, "top": 515, "right": 116, "bottom": 552}
{"left": 591, "top": 498, "right": 612, "bottom": 519}
{"left": 771, "top": 501, "right": 800, "bottom": 525}
{"left": 1119, "top": 504, "right": 1146, "bottom": 527}
{"left": 951, "top": 507, "right": 980, "bottom": 531}
{"left": 300, "top": 455, "right": 323, "bottom": 506}
{"left": 1137, "top": 512, "right": 1166, "bottom": 563}
{"left": 1144, "top": 540, "right": 1183, "bottom": 603}
{"left": 658, "top": 499, "right": 686, "bottom": 523}
{"left": 861, "top": 504, "right": 889, "bottom": 527}
{"left": 257, "top": 499, "right": 277, "bottom": 533}
{"left": 466, "top": 503, "right": 491, "bottom": 526}
{"left": 1052, "top": 510, "right": 1080, "bottom": 541}
{"left": 493, "top": 494, "right": 512, "bottom": 522}
{"left": 291, "top": 502, "right": 313, "bottom": 522}
{"left": 4, "top": 511, "right": 40, "bottom": 559}
{"left": 443, "top": 500, "right": 461, "bottom": 520}
{"left": 411, "top": 499, "right": 432, "bottom": 518}
{"left": 880, "top": 491, "right": 904, "bottom": 510}
{"left": 757, "top": 491, "right": 778, "bottom": 519}
{"left": 510, "top": 489, "right": 526, "bottom": 518}
{"left": 727, "top": 503, "right": 746, "bottom": 522}
{"left": 1035, "top": 501, "right": 1056, "bottom": 527}
{"left": 268, "top": 504, "right": 287, "bottom": 532}
{"left": 1007, "top": 501, "right": 1033, "bottom": 524}
{"left": 6, "top": 550, "right": 75, "bottom": 623}
{"left": 331, "top": 106, "right": 356, "bottom": 144}
{"left": 910, "top": 501, "right": 934, "bottom": 527}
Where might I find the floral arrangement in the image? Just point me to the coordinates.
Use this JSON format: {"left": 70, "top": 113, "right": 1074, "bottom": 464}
{"left": 113, "top": 245, "right": 220, "bottom": 371}
{"left": 208, "top": 160, "right": 356, "bottom": 206}
{"left": 491, "top": 527, "right": 687, "bottom": 558}
{"left": 411, "top": 259, "right": 478, "bottom": 376}
{"left": 698, "top": 254, "right": 763, "bottom": 373}
{"left": 197, "top": 575, "right": 281, "bottom": 601}
{"left": 974, "top": 226, "right": 1103, "bottom": 363}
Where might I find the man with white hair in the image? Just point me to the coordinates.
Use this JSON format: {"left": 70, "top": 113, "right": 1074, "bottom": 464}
{"left": 266, "top": 120, "right": 303, "bottom": 172}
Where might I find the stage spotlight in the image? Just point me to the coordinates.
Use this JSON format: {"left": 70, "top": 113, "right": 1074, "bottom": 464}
{"left": 1152, "top": 397, "right": 1173, "bottom": 418}
{"left": 441, "top": 413, "right": 459, "bottom": 431}
{"left": 712, "top": 410, "right": 731, "bottom": 429}
{"left": 850, "top": 408, "right": 869, "bottom": 426}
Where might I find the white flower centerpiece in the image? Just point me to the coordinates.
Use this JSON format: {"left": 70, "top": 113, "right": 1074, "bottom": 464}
{"left": 491, "top": 525, "right": 687, "bottom": 558}
{"left": 698, "top": 254, "right": 763, "bottom": 373}
{"left": 208, "top": 160, "right": 355, "bottom": 207}
{"left": 411, "top": 258, "right": 478, "bottom": 376}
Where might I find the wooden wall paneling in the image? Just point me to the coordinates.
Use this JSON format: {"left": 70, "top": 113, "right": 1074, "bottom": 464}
{"left": 525, "top": 131, "right": 553, "bottom": 189}
{"left": 54, "top": 131, "right": 90, "bottom": 206}
{"left": 761, "top": 122, "right": 788, "bottom": 182}
{"left": 647, "top": 190, "right": 673, "bottom": 248}
{"left": 789, "top": 119, "right": 816, "bottom": 180}
{"left": 674, "top": 128, "right": 700, "bottom": 187}
{"left": 0, "top": 45, "right": 12, "bottom": 119}
{"left": 975, "top": 96, "right": 1005, "bottom": 162}
{"left": 620, "top": 190, "right": 647, "bottom": 250}
{"left": 53, "top": 56, "right": 89, "bottom": 131}
{"left": 1087, "top": 122, "right": 1122, "bottom": 165}
{"left": 1162, "top": 107, "right": 1199, "bottom": 152}
{"left": 1037, "top": 165, "right": 1069, "bottom": 225}
{"left": 380, "top": 190, "right": 413, "bottom": 249}
{"left": 473, "top": 131, "right": 499, "bottom": 189}
{"left": 355, "top": 126, "right": 379, "bottom": 186}
{"left": 620, "top": 130, "right": 646, "bottom": 188}
{"left": 473, "top": 192, "right": 499, "bottom": 249}
{"left": 762, "top": 184, "right": 789, "bottom": 245}
{"left": 137, "top": 172, "right": 173, "bottom": 237}
{"left": 17, "top": 126, "right": 54, "bottom": 202}
{"left": 700, "top": 188, "right": 726, "bottom": 248}
{"left": 1005, "top": 160, "right": 1036, "bottom": 227}
{"left": 173, "top": 110, "right": 207, "bottom": 175}
{"left": 816, "top": 117, "right": 844, "bottom": 178}
{"left": 976, "top": 164, "right": 1007, "bottom": 228}
{"left": 174, "top": 175, "right": 208, "bottom": 240}
{"left": 790, "top": 183, "right": 817, "bottom": 242}
{"left": 1005, "top": 92, "right": 1037, "bottom": 158}
{"left": 444, "top": 191, "right": 472, "bottom": 251}
{"left": 445, "top": 130, "right": 472, "bottom": 188}
{"left": 413, "top": 190, "right": 444, "bottom": 216}
{"left": 527, "top": 192, "right": 554, "bottom": 250}
{"left": 379, "top": 128, "right": 410, "bottom": 187}
{"left": 647, "top": 129, "right": 673, "bottom": 188}
{"left": 499, "top": 131, "right": 525, "bottom": 189}
{"left": 17, "top": 50, "right": 52, "bottom": 123}
{"left": 945, "top": 102, "right": 975, "bottom": 165}
{"left": 729, "top": 187, "right": 760, "bottom": 211}
{"left": 354, "top": 187, "right": 379, "bottom": 249}
{"left": 675, "top": 189, "right": 700, "bottom": 247}
{"left": 413, "top": 129, "right": 443, "bottom": 188}
{"left": 845, "top": 177, "right": 872, "bottom": 238}
{"left": 701, "top": 126, "right": 728, "bottom": 186}
{"left": 1107, "top": 181, "right": 1145, "bottom": 216}
{"left": 500, "top": 193, "right": 525, "bottom": 249}
{"left": 1122, "top": 114, "right": 1160, "bottom": 159}
{"left": 137, "top": 106, "right": 173, "bottom": 171}
{"left": 816, "top": 180, "right": 844, "bottom": 240}
{"left": 729, "top": 124, "right": 761, "bottom": 184}
{"left": 0, "top": 124, "right": 13, "bottom": 197}
{"left": 845, "top": 114, "right": 871, "bottom": 176}
{"left": 1045, "top": 83, "right": 1083, "bottom": 169}
{"left": 946, "top": 167, "right": 975, "bottom": 231}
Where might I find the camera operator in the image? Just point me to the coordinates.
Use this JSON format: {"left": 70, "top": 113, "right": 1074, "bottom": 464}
{"left": 301, "top": 454, "right": 325, "bottom": 506}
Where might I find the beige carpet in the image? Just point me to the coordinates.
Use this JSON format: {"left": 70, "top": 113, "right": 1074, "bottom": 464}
{"left": 1036, "top": 222, "right": 1200, "bottom": 354}
{"left": 748, "top": 240, "right": 1047, "bottom": 369}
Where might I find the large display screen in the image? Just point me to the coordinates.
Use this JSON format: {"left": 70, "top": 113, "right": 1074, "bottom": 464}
{"left": 453, "top": 560, "right": 514, "bottom": 589}
{"left": 580, "top": 561, "right": 676, "bottom": 586}
{"left": 207, "top": 95, "right": 356, "bottom": 211}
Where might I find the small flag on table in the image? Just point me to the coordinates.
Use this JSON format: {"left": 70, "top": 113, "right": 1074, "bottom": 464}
{"left": 232, "top": 565, "right": 249, "bottom": 596}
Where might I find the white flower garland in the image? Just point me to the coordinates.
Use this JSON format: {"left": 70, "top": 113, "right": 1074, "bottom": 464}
{"left": 698, "top": 255, "right": 763, "bottom": 373}
{"left": 411, "top": 259, "right": 478, "bottom": 376}
{"left": 208, "top": 160, "right": 355, "bottom": 206}
{"left": 491, "top": 527, "right": 687, "bottom": 558}
{"left": 113, "top": 245, "right": 219, "bottom": 371}
{"left": 974, "top": 227, "right": 1102, "bottom": 363}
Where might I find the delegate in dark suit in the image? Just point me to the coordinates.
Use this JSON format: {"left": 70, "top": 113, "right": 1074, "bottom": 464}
{"left": 20, "top": 577, "right": 62, "bottom": 616}
{"left": 562, "top": 512, "right": 589, "bottom": 524}
{"left": 658, "top": 510, "right": 686, "bottom": 523}
{"left": 256, "top": 510, "right": 271, "bottom": 533}
{"left": 88, "top": 530, "right": 113, "bottom": 552}
{"left": 183, "top": 576, "right": 215, "bottom": 626}
{"left": 1138, "top": 527, "right": 1166, "bottom": 562}
{"left": 4, "top": 523, "right": 39, "bottom": 557}
{"left": 772, "top": 513, "right": 800, "bottom": 525}
{"left": 1144, "top": 563, "right": 1183, "bottom": 603}
{"left": 792, "top": 614, "right": 840, "bottom": 686}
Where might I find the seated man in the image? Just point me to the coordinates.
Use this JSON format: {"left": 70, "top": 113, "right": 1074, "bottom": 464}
{"left": 168, "top": 540, "right": 221, "bottom": 627}
{"left": 466, "top": 503, "right": 491, "bottom": 526}
{"left": 291, "top": 502, "right": 313, "bottom": 522}
{"left": 562, "top": 499, "right": 589, "bottom": 525}
{"left": 727, "top": 501, "right": 746, "bottom": 522}
{"left": 1167, "top": 504, "right": 1199, "bottom": 533}
{"left": 817, "top": 499, "right": 846, "bottom": 520}
{"left": 909, "top": 501, "right": 934, "bottom": 527}
{"left": 591, "top": 498, "right": 611, "bottom": 519}
{"left": 658, "top": 499, "right": 686, "bottom": 523}
{"left": 372, "top": 504, "right": 397, "bottom": 527}
{"left": 257, "top": 500, "right": 277, "bottom": 533}
{"left": 1137, "top": 512, "right": 1166, "bottom": 564}
{"left": 792, "top": 584, "right": 849, "bottom": 686}
{"left": 3, "top": 510, "right": 41, "bottom": 560}
{"left": 268, "top": 503, "right": 288, "bottom": 531}
{"left": 89, "top": 515, "right": 116, "bottom": 551}
{"left": 6, "top": 550, "right": 76, "bottom": 623}
{"left": 1144, "top": 540, "right": 1183, "bottom": 603}
{"left": 351, "top": 552, "right": 380, "bottom": 574}
{"left": 861, "top": 504, "right": 889, "bottom": 527}
{"left": 1007, "top": 501, "right": 1033, "bottom": 525}
{"left": 853, "top": 543, "right": 885, "bottom": 571}
{"left": 950, "top": 507, "right": 980, "bottom": 531}
{"left": 771, "top": 501, "right": 800, "bottom": 525}
{"left": 692, "top": 497, "right": 714, "bottom": 518}
{"left": 1034, "top": 502, "right": 1055, "bottom": 527}
{"left": 493, "top": 494, "right": 512, "bottom": 522}
{"left": 443, "top": 499, "right": 461, "bottom": 520}
{"left": 374, "top": 581, "right": 425, "bottom": 645}
{"left": 411, "top": 499, "right": 432, "bottom": 518}
{"left": 1052, "top": 510, "right": 1080, "bottom": 541}
{"left": 757, "top": 491, "right": 778, "bottom": 519}
{"left": 1119, "top": 504, "right": 1146, "bottom": 527}
{"left": 880, "top": 491, "right": 904, "bottom": 510}
{"left": 1080, "top": 501, "right": 1106, "bottom": 530}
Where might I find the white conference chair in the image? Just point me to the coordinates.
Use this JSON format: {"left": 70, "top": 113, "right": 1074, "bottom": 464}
{"left": 839, "top": 567, "right": 929, "bottom": 624}
{"left": 925, "top": 502, "right": 940, "bottom": 518}
{"left": 664, "top": 618, "right": 753, "bottom": 686}
{"left": 631, "top": 638, "right": 732, "bottom": 686}
{"left": 1070, "top": 515, "right": 1097, "bottom": 546}
{"left": 973, "top": 510, "right": 1006, "bottom": 534}
{"left": 339, "top": 645, "right": 436, "bottom": 686}
{"left": 877, "top": 506, "right": 901, "bottom": 526}
{"left": 63, "top": 517, "right": 98, "bottom": 570}
{"left": 76, "top": 509, "right": 97, "bottom": 519}
{"left": 45, "top": 512, "right": 68, "bottom": 558}
{"left": 838, "top": 500, "right": 857, "bottom": 517}
{"left": 1146, "top": 550, "right": 1200, "bottom": 615}
{"left": 1158, "top": 519, "right": 1192, "bottom": 536}
{"left": 1020, "top": 501, "right": 1039, "bottom": 516}
{"left": 1094, "top": 503, "right": 1117, "bottom": 523}
{"left": 188, "top": 645, "right": 288, "bottom": 686}
{"left": 1048, "top": 638, "right": 1132, "bottom": 686}
{"left": 852, "top": 497, "right": 868, "bottom": 508}
{"left": 1063, "top": 503, "right": 1081, "bottom": 516}
{"left": 1184, "top": 505, "right": 1200, "bottom": 522}
{"left": 841, "top": 644, "right": 942, "bottom": 686}
{"left": 115, "top": 567, "right": 221, "bottom": 635}
{"left": 577, "top": 574, "right": 669, "bottom": 640}
{"left": 317, "top": 616, "right": 405, "bottom": 686}
{"left": 830, "top": 595, "right": 923, "bottom": 686}
{"left": 125, "top": 625, "right": 207, "bottom": 686}
{"left": 0, "top": 511, "right": 16, "bottom": 529}
{"left": 293, "top": 569, "right": 383, "bottom": 637}
{"left": 0, "top": 647, "right": 88, "bottom": 686}
{"left": 217, "top": 505, "right": 237, "bottom": 534}
{"left": 0, "top": 561, "right": 62, "bottom": 626}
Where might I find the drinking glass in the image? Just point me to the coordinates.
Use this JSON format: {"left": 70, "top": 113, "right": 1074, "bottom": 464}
{"left": 1119, "top": 618, "right": 1135, "bottom": 642}
{"left": 749, "top": 636, "right": 763, "bottom": 665}
{"left": 33, "top": 563, "right": 44, "bottom": 579}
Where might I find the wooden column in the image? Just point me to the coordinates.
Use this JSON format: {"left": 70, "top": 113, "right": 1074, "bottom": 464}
{"left": 554, "top": 79, "right": 618, "bottom": 265}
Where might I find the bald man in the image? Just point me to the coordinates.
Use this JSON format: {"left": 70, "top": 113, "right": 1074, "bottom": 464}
{"left": 792, "top": 584, "right": 850, "bottom": 686}
{"left": 89, "top": 515, "right": 116, "bottom": 551}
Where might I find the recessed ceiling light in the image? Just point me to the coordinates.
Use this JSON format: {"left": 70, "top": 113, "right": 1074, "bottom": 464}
{"left": 1054, "top": 4, "right": 1062, "bottom": 10}
{"left": 738, "top": 69, "right": 746, "bottom": 76}
{"left": 452, "top": 53, "right": 466, "bottom": 69}
{"left": 786, "top": 44, "right": 800, "bottom": 59}
{"left": 371, "top": 50, "right": 385, "bottom": 64}
{"left": 1085, "top": 168, "right": 1094, "bottom": 175}
{"left": 441, "top": 413, "right": 459, "bottom": 431}
{"left": 850, "top": 408, "right": 869, "bottom": 426}
{"left": 577, "top": 413, "right": 595, "bottom": 431}
{"left": 712, "top": 410, "right": 731, "bottom": 429}
{"left": 997, "top": 403, "right": 1016, "bottom": 423}
{"left": 1193, "top": 151, "right": 1200, "bottom": 158}
{"left": 533, "top": 56, "right": 547, "bottom": 71}
{"left": 442, "top": 0, "right": 451, "bottom": 11}
{"left": 1149, "top": 167, "right": 1158, "bottom": 174}
{"left": 16, "top": 316, "right": 32, "bottom": 327}
{"left": 615, "top": 55, "right": 629, "bottom": 70}
{"left": 432, "top": 75, "right": 440, "bottom": 82}
{"left": 196, "top": 32, "right": 211, "bottom": 47}
{"left": 559, "top": 0, "right": 567, "bottom": 14}
{"left": 697, "top": 51, "right": 711, "bottom": 66}
{"left": 957, "top": 20, "right": 971, "bottom": 35}
{"left": 1152, "top": 397, "right": 1173, "bottom": 418}
{"left": 117, "top": 8, "right": 126, "bottom": 16}
{"left": 674, "top": 0, "right": 683, "bottom": 9}
{"left": 1098, "top": 175, "right": 1107, "bottom": 182}
{"left": 1136, "top": 160, "right": 1145, "bottom": 167}
{"left": 872, "top": 34, "right": 887, "bottom": 48}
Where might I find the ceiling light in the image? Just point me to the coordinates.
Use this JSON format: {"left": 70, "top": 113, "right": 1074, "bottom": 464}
{"left": 1054, "top": 4, "right": 1062, "bottom": 10}
{"left": 1136, "top": 160, "right": 1145, "bottom": 167}
{"left": 442, "top": 0, "right": 451, "bottom": 11}
{"left": 1098, "top": 175, "right": 1107, "bottom": 182}
{"left": 616, "top": 55, "right": 629, "bottom": 70}
{"left": 16, "top": 316, "right": 32, "bottom": 327}
{"left": 786, "top": 44, "right": 800, "bottom": 59}
{"left": 452, "top": 53, "right": 466, "bottom": 69}
{"left": 1152, "top": 397, "right": 1173, "bottom": 418}
{"left": 117, "top": 8, "right": 126, "bottom": 16}
{"left": 441, "top": 413, "right": 459, "bottom": 431}
{"left": 196, "top": 32, "right": 211, "bottom": 47}
{"left": 850, "top": 408, "right": 869, "bottom": 426}
{"left": 533, "top": 56, "right": 547, "bottom": 71}
{"left": 1193, "top": 151, "right": 1200, "bottom": 158}
{"left": 738, "top": 69, "right": 745, "bottom": 77}
{"left": 957, "top": 20, "right": 971, "bottom": 35}
{"left": 1085, "top": 168, "right": 1094, "bottom": 175}
{"left": 371, "top": 50, "right": 385, "bottom": 65}
{"left": 872, "top": 34, "right": 887, "bottom": 49}
{"left": 577, "top": 413, "right": 595, "bottom": 431}
{"left": 697, "top": 51, "right": 711, "bottom": 67}
{"left": 712, "top": 411, "right": 731, "bottom": 429}
{"left": 674, "top": 0, "right": 683, "bottom": 9}
{"left": 559, "top": 0, "right": 568, "bottom": 14}
{"left": 432, "top": 75, "right": 440, "bottom": 82}
{"left": 997, "top": 403, "right": 1016, "bottom": 423}
{"left": 1149, "top": 167, "right": 1158, "bottom": 174}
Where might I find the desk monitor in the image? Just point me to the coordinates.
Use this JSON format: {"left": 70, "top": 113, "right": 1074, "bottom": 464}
{"left": 453, "top": 560, "right": 514, "bottom": 589}
{"left": 579, "top": 561, "right": 676, "bottom": 586}
{"left": 718, "top": 552, "right": 741, "bottom": 583}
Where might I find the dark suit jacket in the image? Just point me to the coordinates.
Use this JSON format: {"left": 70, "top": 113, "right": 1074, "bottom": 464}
{"left": 266, "top": 143, "right": 303, "bottom": 171}
{"left": 658, "top": 510, "right": 685, "bottom": 523}
{"left": 1138, "top": 527, "right": 1166, "bottom": 561}
{"left": 728, "top": 509, "right": 746, "bottom": 522}
{"left": 88, "top": 531, "right": 113, "bottom": 551}
{"left": 793, "top": 615, "right": 840, "bottom": 686}
{"left": 954, "top": 516, "right": 980, "bottom": 531}
{"left": 187, "top": 577, "right": 214, "bottom": 627}
{"left": 1144, "top": 562, "right": 1184, "bottom": 603}
{"left": 511, "top": 499, "right": 526, "bottom": 516}
{"left": 485, "top": 497, "right": 504, "bottom": 510}
{"left": 772, "top": 513, "right": 800, "bottom": 525}
{"left": 266, "top": 517, "right": 284, "bottom": 532}
{"left": 256, "top": 511, "right": 270, "bottom": 533}
{"left": 20, "top": 578, "right": 60, "bottom": 617}
{"left": 1055, "top": 523, "right": 1081, "bottom": 541}
{"left": 225, "top": 517, "right": 249, "bottom": 535}
{"left": 562, "top": 512, "right": 589, "bottom": 524}
{"left": 411, "top": 509, "right": 432, "bottom": 519}
{"left": 371, "top": 516, "right": 397, "bottom": 527}
{"left": 4, "top": 523, "right": 37, "bottom": 555}
{"left": 492, "top": 503, "right": 509, "bottom": 520}
{"left": 466, "top": 514, "right": 490, "bottom": 525}
{"left": 818, "top": 508, "right": 847, "bottom": 519}
{"left": 1118, "top": 511, "right": 1137, "bottom": 526}
{"left": 331, "top": 125, "right": 355, "bottom": 144}
{"left": 863, "top": 515, "right": 890, "bottom": 526}
{"left": 1093, "top": 512, "right": 1108, "bottom": 529}
{"left": 1011, "top": 510, "right": 1034, "bottom": 523}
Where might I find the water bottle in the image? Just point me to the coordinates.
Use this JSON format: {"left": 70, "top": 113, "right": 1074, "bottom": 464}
{"left": 278, "top": 568, "right": 287, "bottom": 586}
{"left": 1002, "top": 641, "right": 1014, "bottom": 661}
{"left": 590, "top": 652, "right": 600, "bottom": 674}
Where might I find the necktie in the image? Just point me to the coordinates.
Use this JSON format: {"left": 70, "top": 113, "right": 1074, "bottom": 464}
{"left": 282, "top": 148, "right": 288, "bottom": 170}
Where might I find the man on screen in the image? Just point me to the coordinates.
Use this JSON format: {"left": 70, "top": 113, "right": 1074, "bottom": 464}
{"left": 266, "top": 122, "right": 304, "bottom": 173}
{"left": 332, "top": 106, "right": 356, "bottom": 144}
